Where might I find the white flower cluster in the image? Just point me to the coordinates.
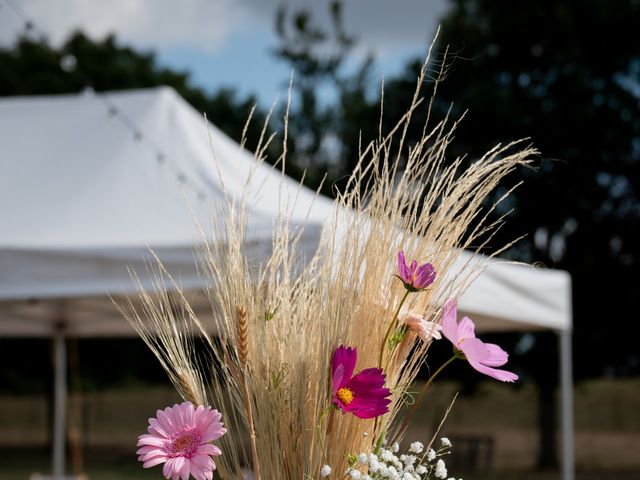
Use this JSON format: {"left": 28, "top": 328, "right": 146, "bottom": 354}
{"left": 334, "top": 437, "right": 461, "bottom": 480}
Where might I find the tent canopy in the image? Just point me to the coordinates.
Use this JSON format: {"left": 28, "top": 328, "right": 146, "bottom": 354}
{"left": 0, "top": 86, "right": 333, "bottom": 301}
{"left": 0, "top": 87, "right": 571, "bottom": 336}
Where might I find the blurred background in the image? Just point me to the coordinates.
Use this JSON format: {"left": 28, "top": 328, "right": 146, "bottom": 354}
{"left": 0, "top": 0, "right": 638, "bottom": 479}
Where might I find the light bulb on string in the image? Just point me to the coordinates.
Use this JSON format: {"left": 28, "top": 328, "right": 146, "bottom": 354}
{"left": 60, "top": 54, "right": 77, "bottom": 73}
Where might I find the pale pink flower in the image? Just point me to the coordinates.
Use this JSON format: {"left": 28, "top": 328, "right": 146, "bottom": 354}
{"left": 401, "top": 311, "right": 442, "bottom": 341}
{"left": 137, "top": 401, "right": 226, "bottom": 480}
{"left": 441, "top": 299, "right": 518, "bottom": 382}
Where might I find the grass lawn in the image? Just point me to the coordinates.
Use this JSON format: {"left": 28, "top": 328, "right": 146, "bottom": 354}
{"left": 0, "top": 378, "right": 638, "bottom": 479}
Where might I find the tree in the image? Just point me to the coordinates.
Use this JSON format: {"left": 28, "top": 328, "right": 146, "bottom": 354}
{"left": 273, "top": 0, "right": 640, "bottom": 377}
{"left": 273, "top": 0, "right": 378, "bottom": 193}
{"left": 428, "top": 3, "right": 640, "bottom": 466}
{"left": 271, "top": 0, "right": 640, "bottom": 470}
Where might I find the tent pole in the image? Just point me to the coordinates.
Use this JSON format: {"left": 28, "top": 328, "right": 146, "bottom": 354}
{"left": 559, "top": 328, "right": 574, "bottom": 480}
{"left": 52, "top": 325, "right": 67, "bottom": 479}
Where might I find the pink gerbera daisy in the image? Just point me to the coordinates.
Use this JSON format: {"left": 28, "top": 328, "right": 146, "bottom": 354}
{"left": 331, "top": 345, "right": 392, "bottom": 419}
{"left": 137, "top": 401, "right": 227, "bottom": 480}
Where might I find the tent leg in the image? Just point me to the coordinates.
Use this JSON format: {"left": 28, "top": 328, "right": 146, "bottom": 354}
{"left": 559, "top": 329, "right": 574, "bottom": 480}
{"left": 52, "top": 330, "right": 67, "bottom": 479}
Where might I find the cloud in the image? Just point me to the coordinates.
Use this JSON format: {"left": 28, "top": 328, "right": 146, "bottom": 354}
{"left": 241, "top": 0, "right": 449, "bottom": 58}
{"left": 0, "top": 0, "right": 448, "bottom": 59}
{"left": 0, "top": 0, "right": 254, "bottom": 51}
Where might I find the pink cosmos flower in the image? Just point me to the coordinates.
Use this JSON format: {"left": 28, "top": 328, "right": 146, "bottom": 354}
{"left": 331, "top": 346, "right": 392, "bottom": 419}
{"left": 137, "top": 401, "right": 227, "bottom": 480}
{"left": 401, "top": 311, "right": 442, "bottom": 341}
{"left": 396, "top": 251, "right": 436, "bottom": 291}
{"left": 441, "top": 300, "right": 518, "bottom": 382}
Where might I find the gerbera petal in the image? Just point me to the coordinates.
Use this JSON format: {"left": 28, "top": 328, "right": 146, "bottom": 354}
{"left": 183, "top": 402, "right": 195, "bottom": 428}
{"left": 197, "top": 409, "right": 221, "bottom": 434}
{"left": 136, "top": 445, "right": 164, "bottom": 456}
{"left": 203, "top": 429, "right": 226, "bottom": 444}
{"left": 143, "top": 455, "right": 169, "bottom": 468}
{"left": 332, "top": 346, "right": 357, "bottom": 391}
{"left": 157, "top": 407, "right": 176, "bottom": 432}
{"left": 192, "top": 454, "right": 216, "bottom": 479}
{"left": 137, "top": 433, "right": 166, "bottom": 448}
{"left": 181, "top": 457, "right": 192, "bottom": 480}
{"left": 198, "top": 444, "right": 222, "bottom": 456}
{"left": 440, "top": 299, "right": 459, "bottom": 344}
{"left": 149, "top": 417, "right": 169, "bottom": 438}
{"left": 163, "top": 458, "right": 175, "bottom": 479}
{"left": 201, "top": 420, "right": 227, "bottom": 443}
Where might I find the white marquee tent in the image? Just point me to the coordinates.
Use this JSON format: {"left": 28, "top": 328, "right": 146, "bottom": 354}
{"left": 0, "top": 87, "right": 573, "bottom": 480}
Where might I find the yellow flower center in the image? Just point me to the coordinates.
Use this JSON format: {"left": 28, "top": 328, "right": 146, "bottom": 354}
{"left": 337, "top": 387, "right": 355, "bottom": 405}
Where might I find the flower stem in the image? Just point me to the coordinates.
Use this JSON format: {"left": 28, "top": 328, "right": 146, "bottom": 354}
{"left": 396, "top": 355, "right": 457, "bottom": 437}
{"left": 241, "top": 372, "right": 261, "bottom": 480}
{"left": 378, "top": 290, "right": 411, "bottom": 369}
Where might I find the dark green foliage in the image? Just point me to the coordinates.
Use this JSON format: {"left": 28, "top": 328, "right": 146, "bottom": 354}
{"left": 432, "top": 0, "right": 640, "bottom": 379}
{"left": 273, "top": 0, "right": 640, "bottom": 380}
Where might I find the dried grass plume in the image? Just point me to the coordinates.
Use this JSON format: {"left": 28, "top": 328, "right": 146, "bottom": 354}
{"left": 123, "top": 32, "right": 537, "bottom": 479}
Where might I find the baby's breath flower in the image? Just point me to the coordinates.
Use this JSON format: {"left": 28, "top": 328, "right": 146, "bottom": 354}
{"left": 409, "top": 441, "right": 424, "bottom": 454}
{"left": 416, "top": 465, "right": 427, "bottom": 474}
{"left": 391, "top": 442, "right": 400, "bottom": 453}
{"left": 403, "top": 454, "right": 417, "bottom": 466}
{"left": 381, "top": 449, "right": 395, "bottom": 462}
{"left": 435, "top": 459, "right": 447, "bottom": 479}
{"left": 348, "top": 469, "right": 362, "bottom": 479}
{"left": 441, "top": 437, "right": 452, "bottom": 448}
{"left": 426, "top": 448, "right": 436, "bottom": 461}
{"left": 387, "top": 465, "right": 398, "bottom": 477}
{"left": 320, "top": 464, "right": 332, "bottom": 477}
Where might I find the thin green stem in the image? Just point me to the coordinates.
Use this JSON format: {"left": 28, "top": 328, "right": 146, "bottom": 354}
{"left": 397, "top": 354, "right": 458, "bottom": 436}
{"left": 378, "top": 290, "right": 410, "bottom": 369}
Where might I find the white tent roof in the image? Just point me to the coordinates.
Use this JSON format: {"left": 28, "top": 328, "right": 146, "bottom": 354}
{"left": 0, "top": 87, "right": 571, "bottom": 336}
{"left": 0, "top": 86, "right": 333, "bottom": 301}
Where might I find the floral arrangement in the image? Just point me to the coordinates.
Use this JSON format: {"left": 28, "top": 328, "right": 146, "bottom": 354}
{"left": 124, "top": 42, "right": 533, "bottom": 480}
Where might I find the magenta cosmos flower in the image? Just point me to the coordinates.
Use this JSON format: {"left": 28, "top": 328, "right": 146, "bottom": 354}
{"left": 396, "top": 251, "right": 436, "bottom": 291}
{"left": 441, "top": 300, "right": 518, "bottom": 382}
{"left": 331, "top": 345, "right": 392, "bottom": 419}
{"left": 137, "top": 401, "right": 226, "bottom": 480}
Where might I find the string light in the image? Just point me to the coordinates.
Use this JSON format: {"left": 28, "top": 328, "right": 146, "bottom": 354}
{"left": 1, "top": 0, "right": 209, "bottom": 202}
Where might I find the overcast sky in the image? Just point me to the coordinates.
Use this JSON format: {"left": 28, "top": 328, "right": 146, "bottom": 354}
{"left": 0, "top": 0, "right": 449, "bottom": 104}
